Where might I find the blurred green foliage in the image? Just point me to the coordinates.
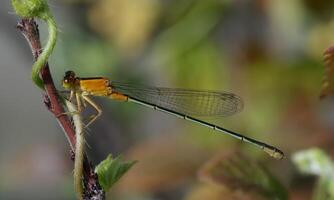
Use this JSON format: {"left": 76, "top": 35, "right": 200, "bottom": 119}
{"left": 293, "top": 148, "right": 334, "bottom": 200}
{"left": 53, "top": 0, "right": 334, "bottom": 199}
{"left": 5, "top": 0, "right": 334, "bottom": 199}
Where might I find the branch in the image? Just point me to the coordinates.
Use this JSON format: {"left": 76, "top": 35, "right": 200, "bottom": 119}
{"left": 16, "top": 18, "right": 105, "bottom": 200}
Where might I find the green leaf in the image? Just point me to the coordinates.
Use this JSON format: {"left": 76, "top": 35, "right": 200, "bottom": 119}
{"left": 95, "top": 154, "right": 137, "bottom": 191}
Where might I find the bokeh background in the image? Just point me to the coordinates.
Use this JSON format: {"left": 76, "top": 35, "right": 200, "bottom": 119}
{"left": 1, "top": 0, "right": 334, "bottom": 199}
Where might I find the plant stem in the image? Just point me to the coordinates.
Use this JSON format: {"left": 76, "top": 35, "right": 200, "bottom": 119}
{"left": 17, "top": 18, "right": 105, "bottom": 200}
{"left": 32, "top": 16, "right": 57, "bottom": 89}
{"left": 66, "top": 100, "right": 85, "bottom": 200}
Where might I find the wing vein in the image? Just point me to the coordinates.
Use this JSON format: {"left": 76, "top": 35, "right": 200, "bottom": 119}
{"left": 110, "top": 81, "right": 243, "bottom": 117}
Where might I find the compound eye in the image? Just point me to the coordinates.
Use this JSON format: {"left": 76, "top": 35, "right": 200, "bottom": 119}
{"left": 65, "top": 70, "right": 75, "bottom": 77}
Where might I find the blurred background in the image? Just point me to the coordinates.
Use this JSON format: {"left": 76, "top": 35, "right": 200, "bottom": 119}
{"left": 1, "top": 0, "right": 334, "bottom": 199}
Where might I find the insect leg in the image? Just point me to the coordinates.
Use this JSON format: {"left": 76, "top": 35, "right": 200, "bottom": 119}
{"left": 69, "top": 90, "right": 74, "bottom": 102}
{"left": 81, "top": 95, "right": 102, "bottom": 127}
{"left": 76, "top": 92, "right": 82, "bottom": 112}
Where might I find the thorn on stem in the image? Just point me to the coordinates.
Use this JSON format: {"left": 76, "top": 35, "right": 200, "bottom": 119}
{"left": 43, "top": 94, "right": 51, "bottom": 110}
{"left": 71, "top": 150, "right": 75, "bottom": 161}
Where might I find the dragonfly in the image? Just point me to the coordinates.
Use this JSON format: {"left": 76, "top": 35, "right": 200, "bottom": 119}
{"left": 62, "top": 70, "right": 284, "bottom": 159}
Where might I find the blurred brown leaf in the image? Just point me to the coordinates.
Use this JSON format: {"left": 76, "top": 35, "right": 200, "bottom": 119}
{"left": 198, "top": 151, "right": 287, "bottom": 200}
{"left": 279, "top": 91, "right": 334, "bottom": 150}
{"left": 113, "top": 133, "right": 213, "bottom": 194}
{"left": 184, "top": 183, "right": 266, "bottom": 200}
{"left": 320, "top": 46, "right": 334, "bottom": 99}
{"left": 288, "top": 182, "right": 314, "bottom": 200}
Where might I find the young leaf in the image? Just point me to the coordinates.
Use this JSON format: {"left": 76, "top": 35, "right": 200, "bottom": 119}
{"left": 95, "top": 154, "right": 137, "bottom": 191}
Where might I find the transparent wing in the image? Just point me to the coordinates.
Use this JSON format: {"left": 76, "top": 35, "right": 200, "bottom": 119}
{"left": 110, "top": 81, "right": 244, "bottom": 117}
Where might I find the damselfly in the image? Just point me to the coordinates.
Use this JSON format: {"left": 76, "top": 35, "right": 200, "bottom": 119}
{"left": 62, "top": 71, "right": 284, "bottom": 159}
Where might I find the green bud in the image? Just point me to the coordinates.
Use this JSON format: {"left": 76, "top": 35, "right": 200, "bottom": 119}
{"left": 11, "top": 0, "right": 50, "bottom": 19}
